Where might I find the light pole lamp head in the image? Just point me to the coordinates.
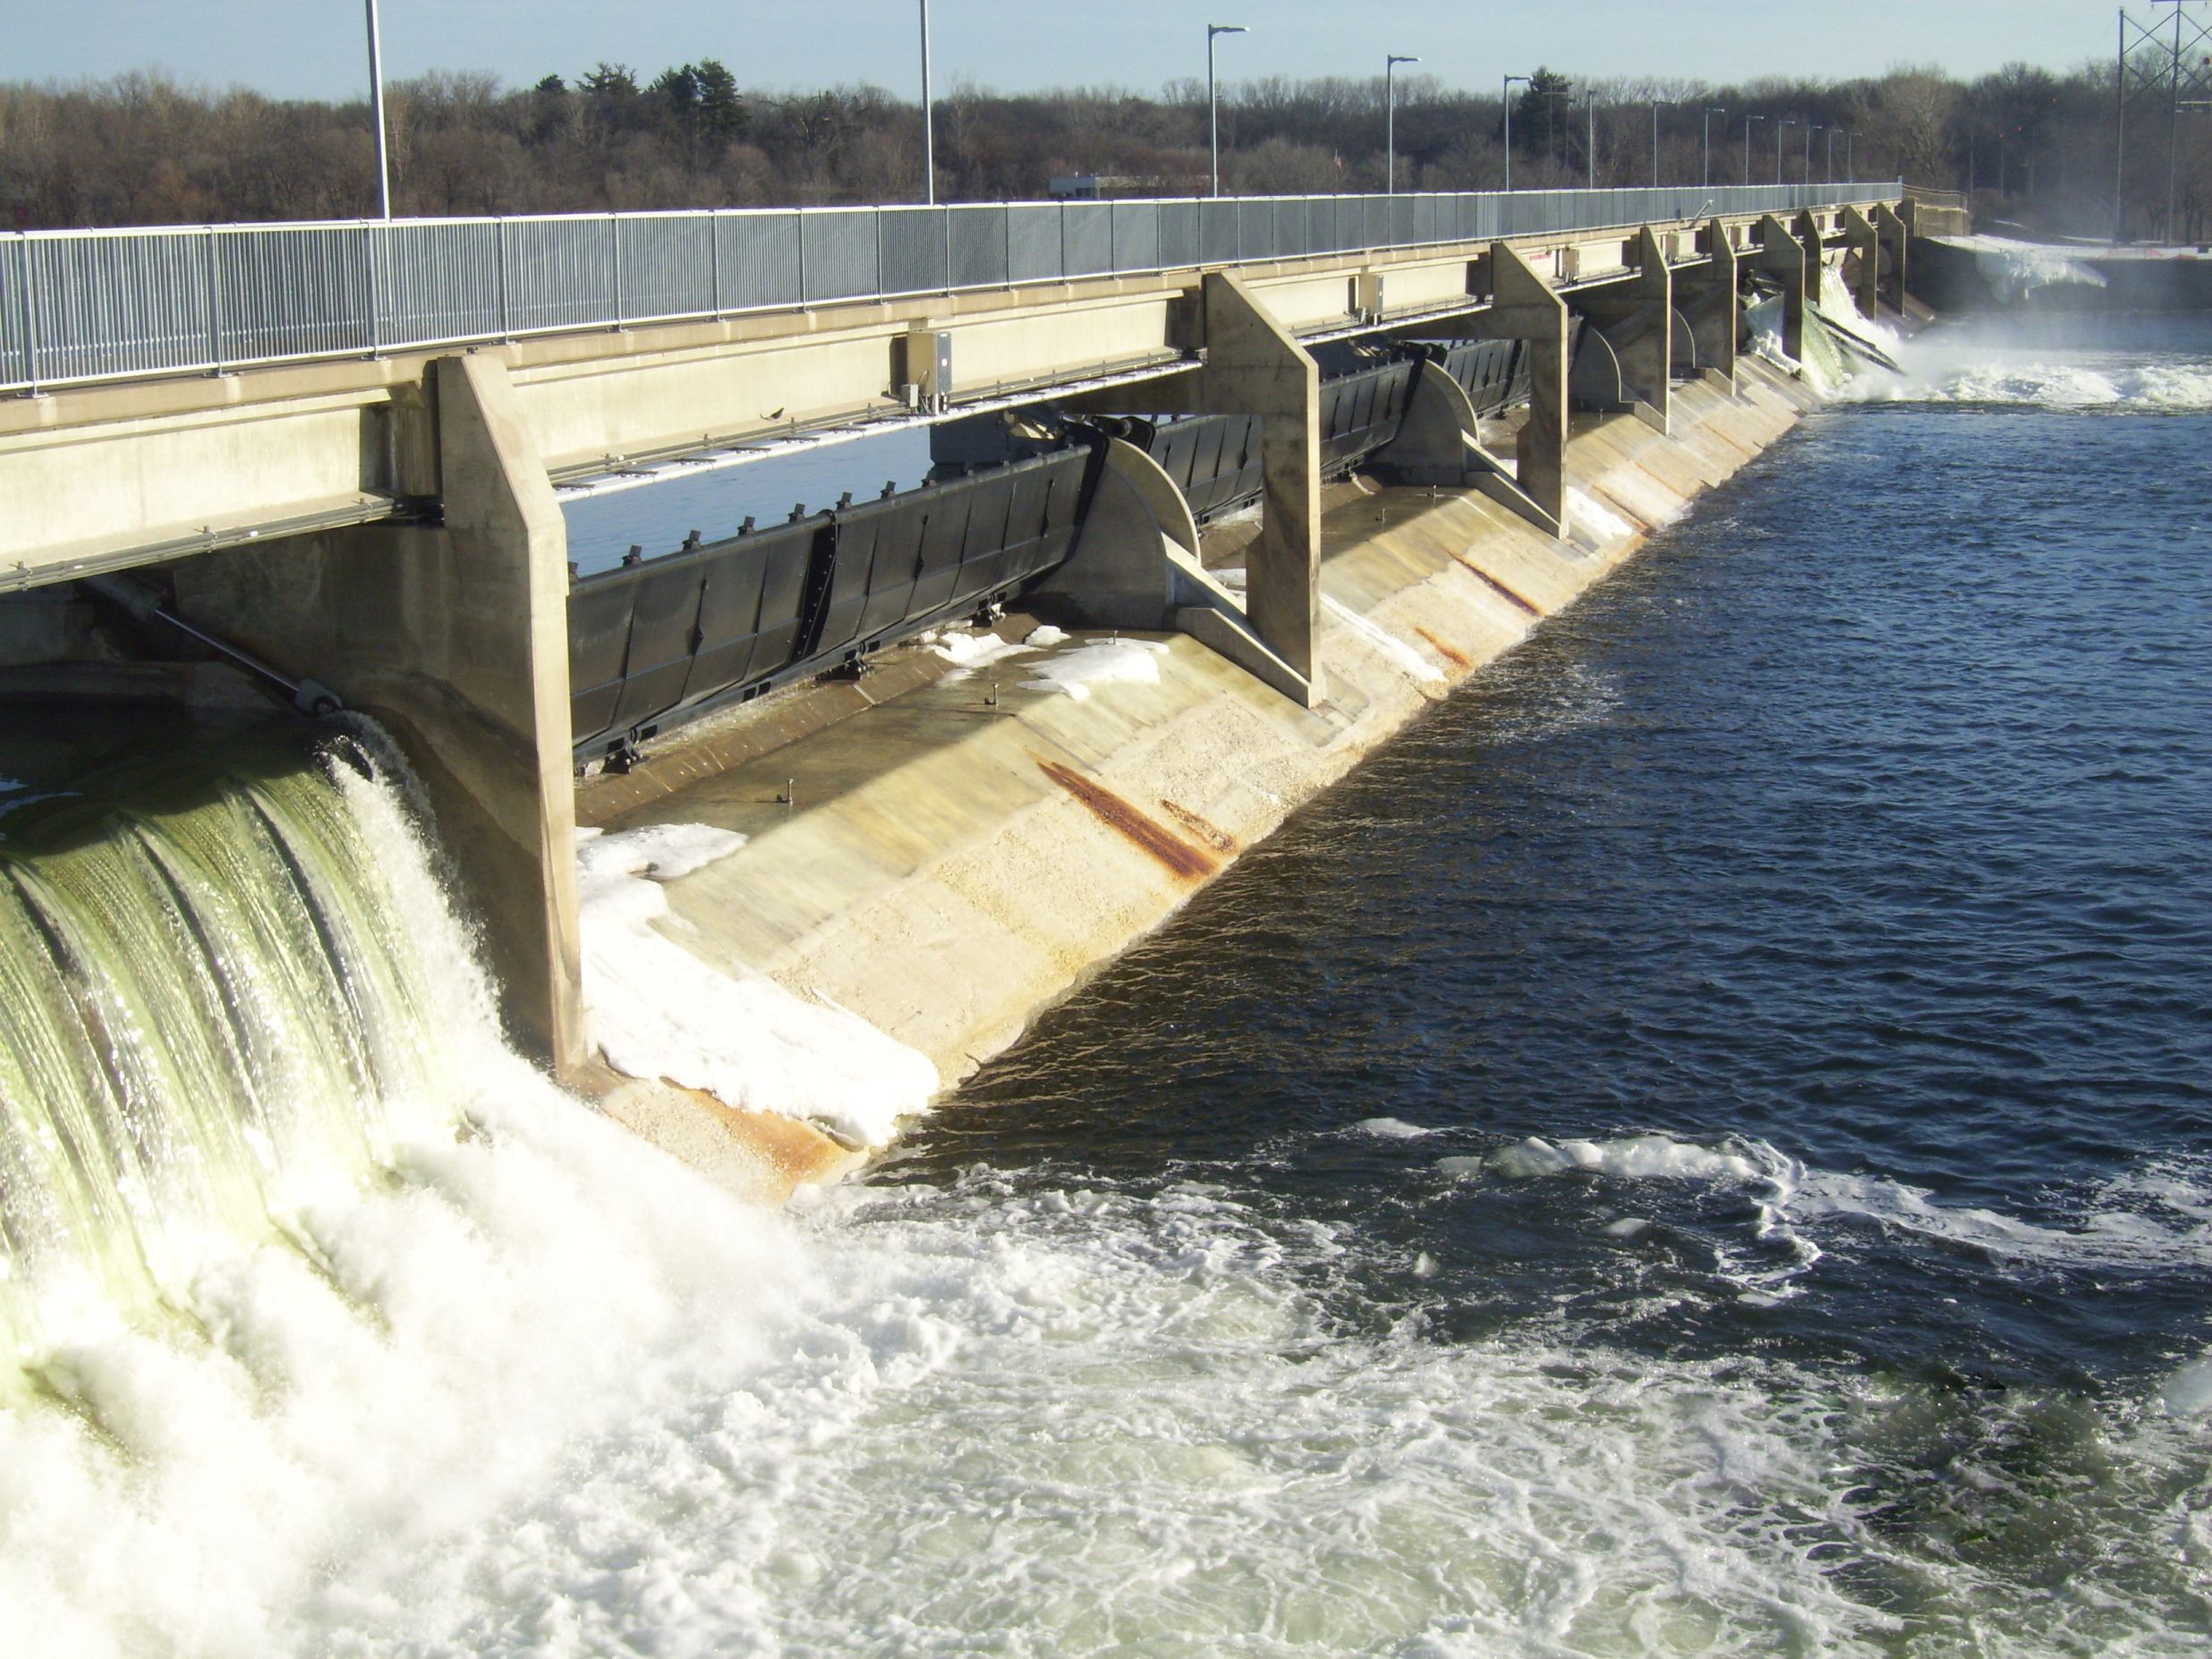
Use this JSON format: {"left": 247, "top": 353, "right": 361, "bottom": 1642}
{"left": 1389, "top": 54, "right": 1420, "bottom": 67}
{"left": 1209, "top": 22, "right": 1246, "bottom": 40}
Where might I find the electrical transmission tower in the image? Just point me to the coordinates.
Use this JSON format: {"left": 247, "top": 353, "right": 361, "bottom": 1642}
{"left": 2116, "top": 3, "right": 2212, "bottom": 242}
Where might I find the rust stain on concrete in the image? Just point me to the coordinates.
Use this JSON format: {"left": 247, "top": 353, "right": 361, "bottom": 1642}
{"left": 1159, "top": 797, "right": 1238, "bottom": 854}
{"left": 1449, "top": 553, "right": 1546, "bottom": 617}
{"left": 1034, "top": 755, "right": 1218, "bottom": 881}
{"left": 1411, "top": 626, "right": 1473, "bottom": 671}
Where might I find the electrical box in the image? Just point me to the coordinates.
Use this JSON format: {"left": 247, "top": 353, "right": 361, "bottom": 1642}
{"left": 1353, "top": 270, "right": 1386, "bottom": 321}
{"left": 903, "top": 325, "right": 953, "bottom": 408}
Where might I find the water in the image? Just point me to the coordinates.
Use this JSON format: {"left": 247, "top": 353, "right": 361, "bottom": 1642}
{"left": 4, "top": 318, "right": 2210, "bottom": 1655}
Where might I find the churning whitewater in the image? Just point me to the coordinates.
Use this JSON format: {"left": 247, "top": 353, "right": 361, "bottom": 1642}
{"left": 2, "top": 311, "right": 2208, "bottom": 1657}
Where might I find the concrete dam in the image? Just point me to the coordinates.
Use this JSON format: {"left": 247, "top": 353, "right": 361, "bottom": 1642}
{"left": 0, "top": 181, "right": 1924, "bottom": 1340}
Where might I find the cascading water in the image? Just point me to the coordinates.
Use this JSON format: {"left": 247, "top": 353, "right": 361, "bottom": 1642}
{"left": 0, "top": 723, "right": 486, "bottom": 1386}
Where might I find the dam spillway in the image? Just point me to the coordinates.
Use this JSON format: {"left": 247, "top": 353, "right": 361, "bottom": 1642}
{"left": 0, "top": 302, "right": 2208, "bottom": 1654}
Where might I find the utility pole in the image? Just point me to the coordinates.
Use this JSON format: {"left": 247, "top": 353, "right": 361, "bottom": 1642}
{"left": 364, "top": 0, "right": 390, "bottom": 218}
{"left": 1208, "top": 23, "right": 1247, "bottom": 197}
{"left": 919, "top": 0, "right": 935, "bottom": 205}
{"left": 1503, "top": 74, "right": 1530, "bottom": 191}
{"left": 1704, "top": 107, "right": 1727, "bottom": 189}
{"left": 1386, "top": 54, "right": 1420, "bottom": 193}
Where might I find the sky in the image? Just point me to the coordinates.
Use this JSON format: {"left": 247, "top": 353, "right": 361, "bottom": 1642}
{"left": 0, "top": 1, "right": 2148, "bottom": 101}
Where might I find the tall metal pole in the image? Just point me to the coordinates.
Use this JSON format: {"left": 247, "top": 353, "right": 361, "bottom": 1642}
{"left": 1746, "top": 115, "right": 1763, "bottom": 187}
{"left": 1825, "top": 126, "right": 1836, "bottom": 183}
{"left": 1652, "top": 99, "right": 1662, "bottom": 187}
{"left": 1845, "top": 128, "right": 1856, "bottom": 183}
{"left": 1704, "top": 106, "right": 1726, "bottom": 188}
{"left": 2168, "top": 0, "right": 2184, "bottom": 242}
{"left": 919, "top": 0, "right": 935, "bottom": 205}
{"left": 1503, "top": 74, "right": 1530, "bottom": 191}
{"left": 1776, "top": 118, "right": 1788, "bottom": 184}
{"left": 1387, "top": 55, "right": 1420, "bottom": 193}
{"left": 1587, "top": 96, "right": 1596, "bottom": 187}
{"left": 1209, "top": 23, "right": 1247, "bottom": 198}
{"left": 365, "top": 0, "right": 390, "bottom": 218}
{"left": 2117, "top": 6, "right": 2130, "bottom": 242}
{"left": 1806, "top": 123, "right": 1819, "bottom": 185}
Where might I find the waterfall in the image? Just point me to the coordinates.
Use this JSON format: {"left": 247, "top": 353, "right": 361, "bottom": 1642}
{"left": 0, "top": 721, "right": 492, "bottom": 1385}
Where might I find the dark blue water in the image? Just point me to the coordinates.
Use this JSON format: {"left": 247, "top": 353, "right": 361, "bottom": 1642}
{"left": 862, "top": 321, "right": 2212, "bottom": 1652}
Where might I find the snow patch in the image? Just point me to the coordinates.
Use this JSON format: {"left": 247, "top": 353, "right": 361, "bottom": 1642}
{"left": 575, "top": 824, "right": 936, "bottom": 1148}
{"left": 1020, "top": 638, "right": 1170, "bottom": 702}
{"left": 931, "top": 629, "right": 1033, "bottom": 676}
{"left": 1022, "top": 624, "right": 1068, "bottom": 647}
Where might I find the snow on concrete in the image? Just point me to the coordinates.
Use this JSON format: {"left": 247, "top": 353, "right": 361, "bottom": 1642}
{"left": 576, "top": 825, "right": 938, "bottom": 1148}
{"left": 1019, "top": 638, "right": 1171, "bottom": 702}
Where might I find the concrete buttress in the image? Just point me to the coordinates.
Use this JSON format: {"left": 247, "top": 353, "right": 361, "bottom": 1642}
{"left": 172, "top": 353, "right": 586, "bottom": 1073}
{"left": 1680, "top": 218, "right": 1740, "bottom": 390}
{"left": 1196, "top": 271, "right": 1324, "bottom": 706}
{"left": 1756, "top": 216, "right": 1808, "bottom": 362}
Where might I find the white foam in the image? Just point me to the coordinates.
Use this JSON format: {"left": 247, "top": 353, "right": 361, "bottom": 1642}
{"left": 1018, "top": 637, "right": 1170, "bottom": 702}
{"left": 1941, "top": 234, "right": 2111, "bottom": 304}
{"left": 1354, "top": 1116, "right": 1440, "bottom": 1139}
{"left": 0, "top": 777, "right": 21, "bottom": 795}
{"left": 1320, "top": 594, "right": 1446, "bottom": 685}
{"left": 2155, "top": 1352, "right": 2212, "bottom": 1417}
{"left": 574, "top": 823, "right": 936, "bottom": 1148}
{"left": 1021, "top": 623, "right": 1068, "bottom": 647}
{"left": 1485, "top": 1133, "right": 1765, "bottom": 1184}
{"left": 1566, "top": 487, "right": 1637, "bottom": 548}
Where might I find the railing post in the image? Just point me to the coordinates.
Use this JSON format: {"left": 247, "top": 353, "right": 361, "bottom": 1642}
{"left": 366, "top": 221, "right": 383, "bottom": 357}
{"left": 710, "top": 210, "right": 723, "bottom": 315}
{"left": 497, "top": 217, "right": 512, "bottom": 339}
{"left": 875, "top": 208, "right": 886, "bottom": 298}
{"left": 204, "top": 226, "right": 224, "bottom": 375}
{"left": 943, "top": 206, "right": 954, "bottom": 295}
{"left": 797, "top": 213, "right": 810, "bottom": 304}
{"left": 609, "top": 214, "right": 623, "bottom": 327}
{"left": 17, "top": 235, "right": 38, "bottom": 395}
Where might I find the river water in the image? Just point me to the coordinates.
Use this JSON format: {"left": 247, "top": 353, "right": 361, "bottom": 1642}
{"left": 4, "top": 316, "right": 2209, "bottom": 1656}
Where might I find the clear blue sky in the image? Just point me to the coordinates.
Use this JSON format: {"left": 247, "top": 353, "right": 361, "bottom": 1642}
{"left": 2, "top": 1, "right": 2132, "bottom": 100}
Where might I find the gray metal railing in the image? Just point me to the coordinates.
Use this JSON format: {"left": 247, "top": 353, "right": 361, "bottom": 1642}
{"left": 0, "top": 183, "right": 1895, "bottom": 396}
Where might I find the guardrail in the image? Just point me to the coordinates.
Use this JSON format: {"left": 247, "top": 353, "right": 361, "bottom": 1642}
{"left": 1, "top": 183, "right": 1896, "bottom": 396}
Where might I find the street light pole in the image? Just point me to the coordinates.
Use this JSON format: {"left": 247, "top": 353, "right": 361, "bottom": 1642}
{"left": 364, "top": 0, "right": 390, "bottom": 218}
{"left": 1845, "top": 128, "right": 1857, "bottom": 184}
{"left": 1503, "top": 74, "right": 1530, "bottom": 191}
{"left": 1745, "top": 115, "right": 1764, "bottom": 188}
{"left": 918, "top": 0, "right": 935, "bottom": 205}
{"left": 1704, "top": 106, "right": 1727, "bottom": 189}
{"left": 1776, "top": 117, "right": 1790, "bottom": 184}
{"left": 1386, "top": 55, "right": 1420, "bottom": 193}
{"left": 1652, "top": 99, "right": 1663, "bottom": 187}
{"left": 1208, "top": 23, "right": 1247, "bottom": 198}
{"left": 1806, "top": 123, "right": 1820, "bottom": 185}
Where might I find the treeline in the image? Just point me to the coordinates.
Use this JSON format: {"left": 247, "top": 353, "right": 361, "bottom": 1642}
{"left": 1, "top": 55, "right": 2204, "bottom": 241}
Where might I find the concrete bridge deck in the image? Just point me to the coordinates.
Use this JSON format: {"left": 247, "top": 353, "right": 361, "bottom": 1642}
{"left": 2, "top": 185, "right": 1893, "bottom": 593}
